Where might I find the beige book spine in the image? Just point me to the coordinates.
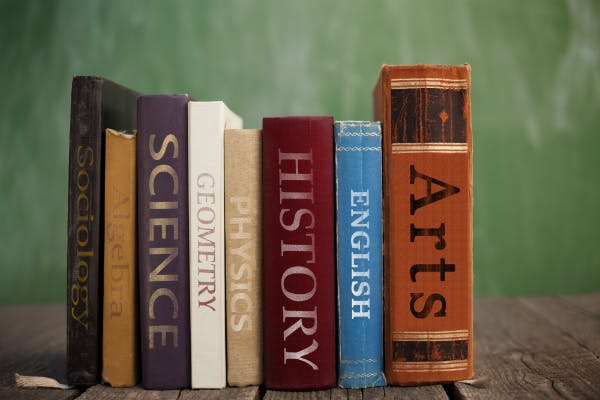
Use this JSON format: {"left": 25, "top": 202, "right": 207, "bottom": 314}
{"left": 102, "top": 128, "right": 138, "bottom": 387}
{"left": 225, "top": 129, "right": 263, "bottom": 386}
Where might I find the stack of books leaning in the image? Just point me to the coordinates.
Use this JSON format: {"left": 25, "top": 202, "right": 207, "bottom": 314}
{"left": 66, "top": 64, "right": 473, "bottom": 390}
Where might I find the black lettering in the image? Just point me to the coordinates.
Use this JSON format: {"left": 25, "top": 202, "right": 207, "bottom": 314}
{"left": 410, "top": 165, "right": 460, "bottom": 215}
{"left": 410, "top": 293, "right": 446, "bottom": 318}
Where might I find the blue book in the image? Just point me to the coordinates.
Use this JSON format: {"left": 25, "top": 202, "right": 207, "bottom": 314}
{"left": 334, "top": 121, "right": 385, "bottom": 388}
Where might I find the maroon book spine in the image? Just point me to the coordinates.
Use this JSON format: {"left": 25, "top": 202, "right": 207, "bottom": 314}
{"left": 137, "top": 94, "right": 191, "bottom": 389}
{"left": 262, "top": 116, "right": 336, "bottom": 389}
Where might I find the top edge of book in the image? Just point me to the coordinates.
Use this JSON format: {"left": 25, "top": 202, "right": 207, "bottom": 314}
{"left": 106, "top": 128, "right": 136, "bottom": 138}
{"left": 188, "top": 100, "right": 239, "bottom": 115}
{"left": 138, "top": 93, "right": 190, "bottom": 100}
{"left": 334, "top": 121, "right": 381, "bottom": 137}
{"left": 374, "top": 64, "right": 471, "bottom": 91}
{"left": 263, "top": 116, "right": 333, "bottom": 121}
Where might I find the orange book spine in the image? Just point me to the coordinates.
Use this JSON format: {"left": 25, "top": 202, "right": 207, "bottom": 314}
{"left": 373, "top": 64, "right": 473, "bottom": 385}
{"left": 102, "top": 128, "right": 138, "bottom": 386}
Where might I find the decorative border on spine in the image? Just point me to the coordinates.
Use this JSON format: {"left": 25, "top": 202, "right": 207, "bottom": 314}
{"left": 391, "top": 78, "right": 468, "bottom": 90}
{"left": 391, "top": 143, "right": 468, "bottom": 153}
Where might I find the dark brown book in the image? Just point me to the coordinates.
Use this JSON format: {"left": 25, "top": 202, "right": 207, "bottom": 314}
{"left": 67, "top": 76, "right": 139, "bottom": 386}
{"left": 373, "top": 65, "right": 473, "bottom": 385}
{"left": 262, "top": 116, "right": 336, "bottom": 390}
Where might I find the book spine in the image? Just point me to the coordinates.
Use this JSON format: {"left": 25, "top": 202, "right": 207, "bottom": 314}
{"left": 334, "top": 121, "right": 385, "bottom": 388}
{"left": 224, "top": 129, "right": 263, "bottom": 387}
{"left": 67, "top": 76, "right": 103, "bottom": 386}
{"left": 102, "top": 129, "right": 138, "bottom": 387}
{"left": 373, "top": 64, "right": 473, "bottom": 385}
{"left": 137, "top": 94, "right": 191, "bottom": 389}
{"left": 262, "top": 116, "right": 336, "bottom": 390}
{"left": 188, "top": 102, "right": 242, "bottom": 388}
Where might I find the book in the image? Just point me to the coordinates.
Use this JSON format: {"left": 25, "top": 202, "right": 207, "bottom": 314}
{"left": 137, "top": 94, "right": 191, "bottom": 389}
{"left": 262, "top": 116, "right": 336, "bottom": 390}
{"left": 67, "top": 76, "right": 139, "bottom": 386}
{"left": 373, "top": 64, "right": 473, "bottom": 385}
{"left": 224, "top": 129, "right": 263, "bottom": 387}
{"left": 334, "top": 121, "right": 386, "bottom": 388}
{"left": 102, "top": 128, "right": 138, "bottom": 387}
{"left": 188, "top": 101, "right": 242, "bottom": 388}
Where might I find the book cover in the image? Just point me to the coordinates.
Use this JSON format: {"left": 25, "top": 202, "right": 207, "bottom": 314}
{"left": 102, "top": 128, "right": 138, "bottom": 387}
{"left": 67, "top": 76, "right": 138, "bottom": 386}
{"left": 262, "top": 116, "right": 336, "bottom": 390}
{"left": 334, "top": 121, "right": 385, "bottom": 388}
{"left": 373, "top": 64, "right": 473, "bottom": 385}
{"left": 224, "top": 129, "right": 263, "bottom": 387}
{"left": 137, "top": 94, "right": 191, "bottom": 389}
{"left": 188, "top": 101, "right": 242, "bottom": 388}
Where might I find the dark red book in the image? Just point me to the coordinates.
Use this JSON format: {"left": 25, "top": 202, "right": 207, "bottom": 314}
{"left": 137, "top": 94, "right": 191, "bottom": 389}
{"left": 67, "top": 76, "right": 139, "bottom": 386}
{"left": 262, "top": 116, "right": 336, "bottom": 389}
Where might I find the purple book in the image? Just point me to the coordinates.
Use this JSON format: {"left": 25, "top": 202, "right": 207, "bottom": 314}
{"left": 137, "top": 94, "right": 191, "bottom": 389}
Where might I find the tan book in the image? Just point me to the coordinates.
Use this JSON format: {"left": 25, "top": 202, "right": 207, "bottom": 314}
{"left": 102, "top": 128, "right": 138, "bottom": 387}
{"left": 224, "top": 129, "right": 262, "bottom": 386}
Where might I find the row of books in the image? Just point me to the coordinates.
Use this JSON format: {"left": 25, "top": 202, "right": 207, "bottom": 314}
{"left": 66, "top": 64, "right": 473, "bottom": 390}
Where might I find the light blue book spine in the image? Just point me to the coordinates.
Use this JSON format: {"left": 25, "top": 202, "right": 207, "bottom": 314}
{"left": 334, "top": 121, "right": 385, "bottom": 388}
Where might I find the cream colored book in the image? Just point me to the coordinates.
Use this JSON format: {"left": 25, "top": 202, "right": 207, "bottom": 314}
{"left": 224, "top": 129, "right": 263, "bottom": 386}
{"left": 188, "top": 101, "right": 242, "bottom": 388}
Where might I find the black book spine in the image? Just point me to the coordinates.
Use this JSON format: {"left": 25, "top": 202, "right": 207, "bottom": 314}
{"left": 67, "top": 76, "right": 103, "bottom": 385}
{"left": 137, "top": 94, "right": 191, "bottom": 389}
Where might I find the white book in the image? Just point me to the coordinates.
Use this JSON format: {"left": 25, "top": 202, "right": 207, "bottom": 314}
{"left": 188, "top": 101, "right": 243, "bottom": 388}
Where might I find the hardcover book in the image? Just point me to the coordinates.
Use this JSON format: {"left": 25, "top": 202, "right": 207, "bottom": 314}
{"left": 103, "top": 128, "right": 138, "bottom": 387}
{"left": 262, "top": 116, "right": 336, "bottom": 390}
{"left": 137, "top": 94, "right": 191, "bottom": 389}
{"left": 67, "top": 76, "right": 139, "bottom": 386}
{"left": 188, "top": 101, "right": 242, "bottom": 388}
{"left": 224, "top": 129, "right": 263, "bottom": 387}
{"left": 334, "top": 121, "right": 385, "bottom": 388}
{"left": 373, "top": 64, "right": 473, "bottom": 385}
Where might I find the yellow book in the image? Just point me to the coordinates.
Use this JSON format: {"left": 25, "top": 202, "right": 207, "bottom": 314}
{"left": 102, "top": 128, "right": 138, "bottom": 386}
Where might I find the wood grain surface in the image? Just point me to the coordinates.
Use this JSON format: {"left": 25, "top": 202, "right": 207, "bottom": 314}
{"left": 1, "top": 293, "right": 598, "bottom": 399}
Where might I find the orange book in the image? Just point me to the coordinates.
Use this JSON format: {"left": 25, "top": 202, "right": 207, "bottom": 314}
{"left": 373, "top": 65, "right": 473, "bottom": 385}
{"left": 102, "top": 128, "right": 138, "bottom": 386}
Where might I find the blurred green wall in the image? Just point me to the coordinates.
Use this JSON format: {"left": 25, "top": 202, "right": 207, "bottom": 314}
{"left": 1, "top": 0, "right": 599, "bottom": 303}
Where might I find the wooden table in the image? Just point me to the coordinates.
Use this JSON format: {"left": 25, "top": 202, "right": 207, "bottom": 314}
{"left": 1, "top": 293, "right": 598, "bottom": 399}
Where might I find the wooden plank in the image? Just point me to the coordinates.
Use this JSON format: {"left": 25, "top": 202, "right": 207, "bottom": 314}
{"left": 362, "top": 387, "right": 384, "bottom": 400}
{"left": 0, "top": 304, "right": 80, "bottom": 400}
{"left": 264, "top": 389, "right": 331, "bottom": 400}
{"left": 0, "top": 387, "right": 78, "bottom": 400}
{"left": 76, "top": 385, "right": 179, "bottom": 399}
{"left": 454, "top": 296, "right": 600, "bottom": 399}
{"left": 382, "top": 385, "right": 448, "bottom": 399}
{"left": 179, "top": 386, "right": 260, "bottom": 400}
{"left": 521, "top": 294, "right": 600, "bottom": 356}
{"left": 331, "top": 388, "right": 351, "bottom": 400}
{"left": 561, "top": 292, "right": 600, "bottom": 316}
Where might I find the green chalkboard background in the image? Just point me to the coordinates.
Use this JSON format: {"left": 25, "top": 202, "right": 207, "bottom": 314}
{"left": 1, "top": 0, "right": 599, "bottom": 303}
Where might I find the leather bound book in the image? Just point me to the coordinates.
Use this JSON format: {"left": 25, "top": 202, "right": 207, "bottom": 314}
{"left": 188, "top": 101, "right": 242, "bottom": 388}
{"left": 102, "top": 128, "right": 138, "bottom": 387}
{"left": 67, "top": 76, "right": 139, "bottom": 386}
{"left": 373, "top": 64, "right": 473, "bottom": 385}
{"left": 262, "top": 116, "right": 336, "bottom": 390}
{"left": 334, "top": 121, "right": 386, "bottom": 388}
{"left": 224, "top": 129, "right": 263, "bottom": 387}
{"left": 137, "top": 94, "right": 191, "bottom": 389}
